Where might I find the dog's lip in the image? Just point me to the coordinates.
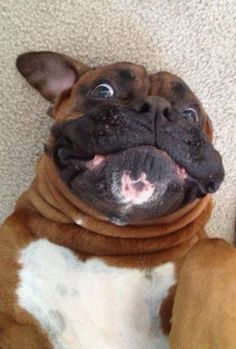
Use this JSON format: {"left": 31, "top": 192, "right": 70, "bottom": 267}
{"left": 56, "top": 144, "right": 186, "bottom": 169}
{"left": 56, "top": 144, "right": 217, "bottom": 192}
{"left": 56, "top": 145, "right": 188, "bottom": 180}
{"left": 55, "top": 144, "right": 216, "bottom": 199}
{"left": 82, "top": 155, "right": 107, "bottom": 170}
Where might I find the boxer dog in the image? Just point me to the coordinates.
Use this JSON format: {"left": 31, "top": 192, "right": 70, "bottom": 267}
{"left": 0, "top": 51, "right": 227, "bottom": 349}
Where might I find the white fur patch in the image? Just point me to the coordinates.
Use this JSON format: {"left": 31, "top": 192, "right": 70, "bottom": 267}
{"left": 74, "top": 218, "right": 84, "bottom": 226}
{"left": 17, "top": 239, "right": 175, "bottom": 349}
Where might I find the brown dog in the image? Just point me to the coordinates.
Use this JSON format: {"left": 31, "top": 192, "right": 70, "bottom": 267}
{"left": 0, "top": 51, "right": 228, "bottom": 349}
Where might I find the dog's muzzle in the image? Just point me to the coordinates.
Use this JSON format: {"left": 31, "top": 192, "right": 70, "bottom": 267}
{"left": 51, "top": 96, "right": 224, "bottom": 222}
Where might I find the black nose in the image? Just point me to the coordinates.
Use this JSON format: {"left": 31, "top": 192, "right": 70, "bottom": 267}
{"left": 207, "top": 180, "right": 221, "bottom": 193}
{"left": 131, "top": 97, "right": 174, "bottom": 120}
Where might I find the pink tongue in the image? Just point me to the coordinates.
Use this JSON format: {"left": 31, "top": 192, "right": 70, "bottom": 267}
{"left": 86, "top": 155, "right": 106, "bottom": 169}
{"left": 176, "top": 164, "right": 187, "bottom": 179}
{"left": 121, "top": 172, "right": 155, "bottom": 204}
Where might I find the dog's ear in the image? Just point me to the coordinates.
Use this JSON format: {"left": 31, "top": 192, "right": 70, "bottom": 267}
{"left": 16, "top": 51, "right": 89, "bottom": 102}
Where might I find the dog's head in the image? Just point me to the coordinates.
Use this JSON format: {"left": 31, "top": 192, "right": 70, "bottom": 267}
{"left": 16, "top": 51, "right": 224, "bottom": 225}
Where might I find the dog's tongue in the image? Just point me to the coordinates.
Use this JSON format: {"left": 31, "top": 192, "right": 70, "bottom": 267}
{"left": 86, "top": 155, "right": 106, "bottom": 169}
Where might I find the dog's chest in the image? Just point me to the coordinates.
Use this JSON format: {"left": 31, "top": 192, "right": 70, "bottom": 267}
{"left": 17, "top": 240, "right": 175, "bottom": 349}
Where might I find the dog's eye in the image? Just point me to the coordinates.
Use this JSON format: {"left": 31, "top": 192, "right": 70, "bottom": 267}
{"left": 91, "top": 83, "right": 114, "bottom": 98}
{"left": 181, "top": 107, "right": 198, "bottom": 123}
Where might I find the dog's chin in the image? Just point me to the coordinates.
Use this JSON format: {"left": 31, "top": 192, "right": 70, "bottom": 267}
{"left": 54, "top": 145, "right": 204, "bottom": 225}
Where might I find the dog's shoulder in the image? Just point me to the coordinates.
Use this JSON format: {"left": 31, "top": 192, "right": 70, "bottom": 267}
{"left": 0, "top": 214, "right": 53, "bottom": 348}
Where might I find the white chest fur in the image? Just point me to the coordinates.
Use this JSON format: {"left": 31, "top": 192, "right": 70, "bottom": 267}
{"left": 17, "top": 240, "right": 175, "bottom": 349}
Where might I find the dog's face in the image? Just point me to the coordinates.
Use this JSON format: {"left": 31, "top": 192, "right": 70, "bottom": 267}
{"left": 17, "top": 51, "right": 224, "bottom": 225}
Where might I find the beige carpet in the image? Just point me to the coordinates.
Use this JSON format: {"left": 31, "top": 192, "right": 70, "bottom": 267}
{"left": 0, "top": 0, "right": 235, "bottom": 241}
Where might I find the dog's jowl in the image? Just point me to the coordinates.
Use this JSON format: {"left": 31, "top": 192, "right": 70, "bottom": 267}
{"left": 0, "top": 51, "right": 224, "bottom": 349}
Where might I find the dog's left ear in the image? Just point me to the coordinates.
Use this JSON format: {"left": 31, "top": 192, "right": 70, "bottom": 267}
{"left": 16, "top": 51, "right": 89, "bottom": 102}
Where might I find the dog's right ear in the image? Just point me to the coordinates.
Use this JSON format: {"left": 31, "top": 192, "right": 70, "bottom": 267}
{"left": 16, "top": 51, "right": 89, "bottom": 102}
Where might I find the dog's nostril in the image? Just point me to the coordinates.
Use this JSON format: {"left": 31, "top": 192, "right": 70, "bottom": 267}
{"left": 207, "top": 181, "right": 221, "bottom": 193}
{"left": 163, "top": 107, "right": 170, "bottom": 118}
{"left": 139, "top": 102, "right": 151, "bottom": 113}
{"left": 131, "top": 100, "right": 151, "bottom": 114}
{"left": 163, "top": 106, "right": 175, "bottom": 121}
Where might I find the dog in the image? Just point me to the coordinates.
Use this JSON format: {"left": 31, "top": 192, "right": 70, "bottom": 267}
{"left": 0, "top": 51, "right": 229, "bottom": 349}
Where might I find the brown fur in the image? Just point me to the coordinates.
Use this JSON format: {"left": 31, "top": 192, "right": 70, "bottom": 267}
{"left": 169, "top": 239, "right": 236, "bottom": 349}
{"left": 0, "top": 213, "right": 52, "bottom": 348}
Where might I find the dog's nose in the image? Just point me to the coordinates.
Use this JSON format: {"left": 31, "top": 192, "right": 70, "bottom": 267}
{"left": 131, "top": 97, "right": 174, "bottom": 121}
{"left": 207, "top": 180, "right": 221, "bottom": 193}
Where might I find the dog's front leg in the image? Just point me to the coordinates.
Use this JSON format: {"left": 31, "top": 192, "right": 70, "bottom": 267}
{"left": 169, "top": 238, "right": 236, "bottom": 349}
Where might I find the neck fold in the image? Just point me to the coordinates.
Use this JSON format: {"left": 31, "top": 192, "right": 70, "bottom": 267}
{"left": 15, "top": 155, "right": 212, "bottom": 267}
